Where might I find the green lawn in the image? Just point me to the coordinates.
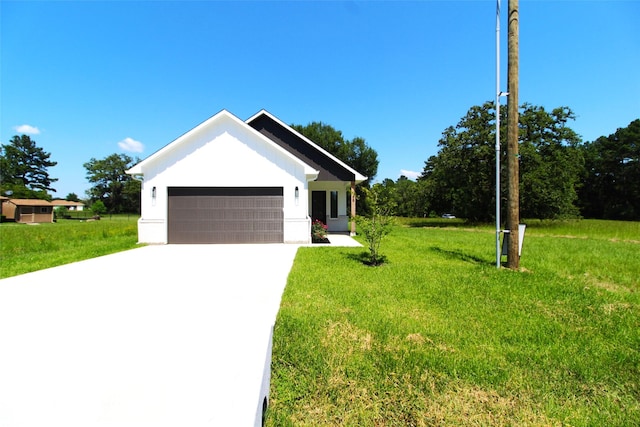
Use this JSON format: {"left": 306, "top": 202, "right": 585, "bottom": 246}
{"left": 2, "top": 216, "right": 638, "bottom": 424}
{"left": 0, "top": 215, "right": 140, "bottom": 279}
{"left": 268, "top": 219, "right": 640, "bottom": 426}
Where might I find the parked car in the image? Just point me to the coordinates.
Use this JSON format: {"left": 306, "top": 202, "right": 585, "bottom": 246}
{"left": 441, "top": 213, "right": 456, "bottom": 219}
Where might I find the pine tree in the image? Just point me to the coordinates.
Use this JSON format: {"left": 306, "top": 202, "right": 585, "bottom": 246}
{"left": 0, "top": 135, "right": 58, "bottom": 198}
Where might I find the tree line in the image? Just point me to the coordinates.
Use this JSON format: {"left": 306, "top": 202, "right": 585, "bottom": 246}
{"left": 1, "top": 104, "right": 637, "bottom": 220}
{"left": 381, "top": 102, "right": 639, "bottom": 222}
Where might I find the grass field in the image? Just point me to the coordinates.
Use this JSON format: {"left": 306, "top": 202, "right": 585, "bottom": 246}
{"left": 1, "top": 216, "right": 638, "bottom": 424}
{"left": 0, "top": 215, "right": 140, "bottom": 279}
{"left": 267, "top": 219, "right": 639, "bottom": 426}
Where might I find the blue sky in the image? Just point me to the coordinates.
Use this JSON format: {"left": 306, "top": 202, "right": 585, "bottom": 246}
{"left": 2, "top": 0, "right": 639, "bottom": 198}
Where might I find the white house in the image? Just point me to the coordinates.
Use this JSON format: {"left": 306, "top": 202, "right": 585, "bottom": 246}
{"left": 51, "top": 200, "right": 85, "bottom": 211}
{"left": 126, "top": 110, "right": 367, "bottom": 244}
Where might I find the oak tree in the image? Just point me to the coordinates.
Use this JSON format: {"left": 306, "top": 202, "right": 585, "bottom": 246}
{"left": 84, "top": 153, "right": 141, "bottom": 213}
{"left": 418, "top": 102, "right": 584, "bottom": 222}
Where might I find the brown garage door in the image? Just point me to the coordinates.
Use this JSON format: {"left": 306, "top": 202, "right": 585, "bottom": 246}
{"left": 167, "top": 187, "right": 284, "bottom": 244}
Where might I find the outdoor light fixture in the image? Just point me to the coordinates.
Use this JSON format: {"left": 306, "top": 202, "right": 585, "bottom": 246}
{"left": 294, "top": 186, "right": 299, "bottom": 206}
{"left": 151, "top": 186, "right": 156, "bottom": 206}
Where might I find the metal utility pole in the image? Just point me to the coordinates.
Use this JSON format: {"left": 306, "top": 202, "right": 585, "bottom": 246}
{"left": 495, "top": 0, "right": 508, "bottom": 268}
{"left": 495, "top": 0, "right": 501, "bottom": 268}
{"left": 506, "top": 0, "right": 520, "bottom": 269}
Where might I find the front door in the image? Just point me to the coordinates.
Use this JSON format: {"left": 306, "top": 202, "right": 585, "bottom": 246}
{"left": 311, "top": 191, "right": 326, "bottom": 224}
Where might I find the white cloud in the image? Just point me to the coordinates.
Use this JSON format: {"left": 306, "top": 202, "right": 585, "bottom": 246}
{"left": 400, "top": 169, "right": 421, "bottom": 180}
{"left": 14, "top": 124, "right": 40, "bottom": 135}
{"left": 118, "top": 137, "right": 144, "bottom": 153}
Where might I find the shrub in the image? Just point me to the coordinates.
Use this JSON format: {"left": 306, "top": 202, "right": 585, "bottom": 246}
{"left": 91, "top": 200, "right": 107, "bottom": 216}
{"left": 311, "top": 219, "right": 328, "bottom": 242}
{"left": 54, "top": 206, "right": 69, "bottom": 220}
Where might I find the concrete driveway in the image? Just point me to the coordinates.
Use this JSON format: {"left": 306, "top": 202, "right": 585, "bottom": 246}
{"left": 0, "top": 243, "right": 305, "bottom": 426}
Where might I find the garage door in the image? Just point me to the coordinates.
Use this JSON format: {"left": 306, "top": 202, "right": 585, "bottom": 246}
{"left": 168, "top": 187, "right": 284, "bottom": 244}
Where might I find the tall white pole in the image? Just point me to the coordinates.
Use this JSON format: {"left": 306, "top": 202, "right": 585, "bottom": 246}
{"left": 495, "top": 0, "right": 502, "bottom": 268}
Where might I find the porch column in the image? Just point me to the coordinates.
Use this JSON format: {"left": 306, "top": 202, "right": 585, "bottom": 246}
{"left": 350, "top": 180, "right": 356, "bottom": 236}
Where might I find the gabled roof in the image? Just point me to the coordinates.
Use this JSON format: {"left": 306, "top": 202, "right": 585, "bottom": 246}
{"left": 6, "top": 199, "right": 53, "bottom": 206}
{"left": 246, "top": 110, "right": 367, "bottom": 183}
{"left": 126, "top": 109, "right": 319, "bottom": 178}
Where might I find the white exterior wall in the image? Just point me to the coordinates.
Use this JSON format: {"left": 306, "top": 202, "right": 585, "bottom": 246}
{"left": 308, "top": 181, "right": 352, "bottom": 232}
{"left": 136, "top": 119, "right": 312, "bottom": 244}
{"left": 283, "top": 182, "right": 312, "bottom": 244}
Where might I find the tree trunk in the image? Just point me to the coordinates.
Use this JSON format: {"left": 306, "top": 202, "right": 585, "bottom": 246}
{"left": 507, "top": 0, "right": 520, "bottom": 269}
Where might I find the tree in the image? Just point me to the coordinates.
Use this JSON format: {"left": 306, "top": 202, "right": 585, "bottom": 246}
{"left": 378, "top": 176, "right": 430, "bottom": 218}
{"left": 65, "top": 192, "right": 80, "bottom": 202}
{"left": 292, "top": 122, "right": 379, "bottom": 215}
{"left": 356, "top": 184, "right": 396, "bottom": 266}
{"left": 292, "top": 122, "right": 345, "bottom": 156}
{"left": 84, "top": 153, "right": 141, "bottom": 213}
{"left": 0, "top": 135, "right": 58, "bottom": 199}
{"left": 579, "top": 119, "right": 640, "bottom": 220}
{"left": 519, "top": 105, "right": 583, "bottom": 219}
{"left": 418, "top": 102, "right": 584, "bottom": 222}
{"left": 418, "top": 102, "right": 498, "bottom": 222}
{"left": 342, "top": 136, "right": 379, "bottom": 186}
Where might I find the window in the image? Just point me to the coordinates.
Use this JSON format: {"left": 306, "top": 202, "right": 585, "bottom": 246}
{"left": 40, "top": 207, "right": 49, "bottom": 213}
{"left": 330, "top": 191, "right": 338, "bottom": 218}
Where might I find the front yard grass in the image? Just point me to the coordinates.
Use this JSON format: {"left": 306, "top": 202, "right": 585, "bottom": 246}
{"left": 2, "top": 215, "right": 638, "bottom": 424}
{"left": 268, "top": 219, "right": 640, "bottom": 426}
{"left": 0, "top": 216, "right": 140, "bottom": 279}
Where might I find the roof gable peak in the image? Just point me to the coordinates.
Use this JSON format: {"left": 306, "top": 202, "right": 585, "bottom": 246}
{"left": 246, "top": 110, "right": 367, "bottom": 183}
{"left": 127, "top": 109, "right": 318, "bottom": 177}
